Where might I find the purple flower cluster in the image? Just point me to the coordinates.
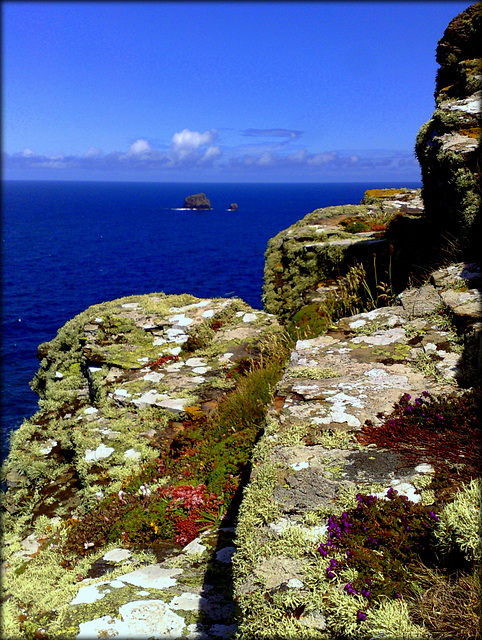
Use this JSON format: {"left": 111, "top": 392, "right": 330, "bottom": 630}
{"left": 318, "top": 511, "right": 353, "bottom": 557}
{"left": 317, "top": 488, "right": 441, "bottom": 624}
{"left": 345, "top": 577, "right": 371, "bottom": 598}
{"left": 326, "top": 557, "right": 337, "bottom": 579}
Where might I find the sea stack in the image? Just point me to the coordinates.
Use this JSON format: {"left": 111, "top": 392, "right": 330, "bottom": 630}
{"left": 183, "top": 193, "right": 211, "bottom": 209}
{"left": 229, "top": 203, "right": 239, "bottom": 211}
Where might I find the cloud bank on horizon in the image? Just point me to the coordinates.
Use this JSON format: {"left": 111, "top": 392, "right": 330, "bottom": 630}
{"left": 4, "top": 1, "right": 468, "bottom": 183}
{"left": 4, "top": 128, "right": 420, "bottom": 182}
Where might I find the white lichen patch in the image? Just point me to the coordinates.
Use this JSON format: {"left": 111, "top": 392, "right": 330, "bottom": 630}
{"left": 119, "top": 565, "right": 183, "bottom": 590}
{"left": 123, "top": 448, "right": 141, "bottom": 460}
{"left": 39, "top": 439, "right": 57, "bottom": 455}
{"left": 414, "top": 463, "right": 434, "bottom": 474}
{"left": 290, "top": 461, "right": 310, "bottom": 471}
{"left": 185, "top": 357, "right": 207, "bottom": 368}
{"left": 76, "top": 600, "right": 186, "bottom": 640}
{"left": 349, "top": 319, "right": 366, "bottom": 329}
{"left": 169, "top": 314, "right": 194, "bottom": 327}
{"left": 351, "top": 327, "right": 406, "bottom": 345}
{"left": 183, "top": 538, "right": 207, "bottom": 555}
{"left": 363, "top": 368, "right": 410, "bottom": 389}
{"left": 312, "top": 392, "right": 363, "bottom": 428}
{"left": 373, "top": 481, "right": 421, "bottom": 503}
{"left": 84, "top": 444, "right": 115, "bottom": 462}
{"left": 103, "top": 548, "right": 132, "bottom": 562}
{"left": 170, "top": 592, "right": 209, "bottom": 611}
{"left": 445, "top": 91, "right": 481, "bottom": 114}
{"left": 131, "top": 390, "right": 168, "bottom": 408}
{"left": 142, "top": 371, "right": 165, "bottom": 383}
{"left": 70, "top": 582, "right": 110, "bottom": 605}
{"left": 113, "top": 388, "right": 131, "bottom": 398}
{"left": 158, "top": 397, "right": 193, "bottom": 412}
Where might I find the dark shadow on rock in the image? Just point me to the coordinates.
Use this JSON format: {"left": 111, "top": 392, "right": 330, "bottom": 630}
{"left": 193, "top": 449, "right": 258, "bottom": 639}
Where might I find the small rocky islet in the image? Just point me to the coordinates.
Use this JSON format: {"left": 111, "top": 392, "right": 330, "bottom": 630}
{"left": 183, "top": 193, "right": 212, "bottom": 210}
{"left": 1, "top": 5, "right": 481, "bottom": 640}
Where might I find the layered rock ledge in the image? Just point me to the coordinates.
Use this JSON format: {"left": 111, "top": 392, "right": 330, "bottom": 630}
{"left": 263, "top": 188, "right": 425, "bottom": 323}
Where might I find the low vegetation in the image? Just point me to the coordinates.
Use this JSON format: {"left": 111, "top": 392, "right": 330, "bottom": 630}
{"left": 61, "top": 333, "right": 293, "bottom": 558}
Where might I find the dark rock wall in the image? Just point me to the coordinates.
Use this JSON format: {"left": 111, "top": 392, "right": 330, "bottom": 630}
{"left": 415, "top": 2, "right": 481, "bottom": 259}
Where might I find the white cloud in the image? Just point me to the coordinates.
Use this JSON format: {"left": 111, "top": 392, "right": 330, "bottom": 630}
{"left": 307, "top": 152, "right": 337, "bottom": 166}
{"left": 201, "top": 145, "right": 222, "bottom": 163}
{"left": 128, "top": 139, "right": 152, "bottom": 155}
{"left": 172, "top": 129, "right": 216, "bottom": 150}
{"left": 85, "top": 147, "right": 102, "bottom": 158}
{"left": 4, "top": 132, "right": 420, "bottom": 181}
{"left": 170, "top": 129, "right": 218, "bottom": 163}
{"left": 258, "top": 152, "right": 275, "bottom": 166}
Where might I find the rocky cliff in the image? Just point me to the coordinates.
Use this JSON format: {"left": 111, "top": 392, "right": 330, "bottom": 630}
{"left": 415, "top": 2, "right": 481, "bottom": 259}
{"left": 1, "top": 5, "right": 481, "bottom": 640}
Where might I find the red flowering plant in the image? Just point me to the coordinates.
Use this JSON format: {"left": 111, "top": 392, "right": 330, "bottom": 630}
{"left": 161, "top": 483, "right": 224, "bottom": 546}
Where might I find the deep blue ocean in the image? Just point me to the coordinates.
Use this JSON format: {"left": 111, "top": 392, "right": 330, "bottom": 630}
{"left": 1, "top": 180, "right": 421, "bottom": 460}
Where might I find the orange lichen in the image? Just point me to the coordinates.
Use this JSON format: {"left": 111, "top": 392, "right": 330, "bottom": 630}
{"left": 458, "top": 127, "right": 481, "bottom": 139}
{"left": 364, "top": 188, "right": 403, "bottom": 198}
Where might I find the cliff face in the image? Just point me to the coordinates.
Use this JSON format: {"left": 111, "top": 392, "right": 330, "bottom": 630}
{"left": 262, "top": 189, "right": 426, "bottom": 325}
{"left": 415, "top": 2, "right": 481, "bottom": 259}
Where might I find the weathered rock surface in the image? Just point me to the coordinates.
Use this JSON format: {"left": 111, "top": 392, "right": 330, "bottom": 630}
{"left": 184, "top": 193, "right": 212, "bottom": 209}
{"left": 2, "top": 293, "right": 280, "bottom": 526}
{"left": 3, "top": 525, "right": 239, "bottom": 639}
{"left": 233, "top": 262, "right": 481, "bottom": 638}
{"left": 263, "top": 188, "right": 424, "bottom": 321}
{"left": 415, "top": 2, "right": 481, "bottom": 258}
{"left": 1, "top": 292, "right": 284, "bottom": 638}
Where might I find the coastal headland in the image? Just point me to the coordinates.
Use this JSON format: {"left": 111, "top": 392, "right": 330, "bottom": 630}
{"left": 1, "top": 4, "right": 481, "bottom": 639}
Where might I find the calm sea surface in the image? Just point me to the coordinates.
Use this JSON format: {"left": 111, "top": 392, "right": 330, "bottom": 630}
{"left": 1, "top": 180, "right": 421, "bottom": 459}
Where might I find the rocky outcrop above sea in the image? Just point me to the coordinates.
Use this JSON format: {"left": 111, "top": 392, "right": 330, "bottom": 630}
{"left": 2, "top": 6, "right": 480, "bottom": 640}
{"left": 415, "top": 2, "right": 481, "bottom": 258}
{"left": 228, "top": 203, "right": 238, "bottom": 211}
{"left": 2, "top": 293, "right": 280, "bottom": 527}
{"left": 184, "top": 193, "right": 212, "bottom": 209}
{"left": 2, "top": 292, "right": 284, "bottom": 638}
{"left": 263, "top": 188, "right": 426, "bottom": 323}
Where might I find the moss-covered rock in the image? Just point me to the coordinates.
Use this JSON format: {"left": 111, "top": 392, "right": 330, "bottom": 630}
{"left": 233, "top": 263, "right": 481, "bottom": 639}
{"left": 1, "top": 293, "right": 282, "bottom": 536}
{"left": 263, "top": 189, "right": 425, "bottom": 324}
{"left": 415, "top": 2, "right": 482, "bottom": 259}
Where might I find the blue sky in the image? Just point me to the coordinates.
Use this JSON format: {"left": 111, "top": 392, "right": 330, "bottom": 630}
{"left": 3, "top": 1, "right": 471, "bottom": 182}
